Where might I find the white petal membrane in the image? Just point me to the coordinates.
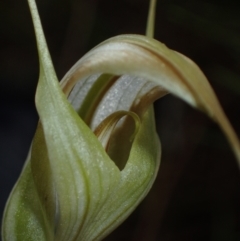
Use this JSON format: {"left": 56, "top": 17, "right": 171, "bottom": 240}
{"left": 68, "top": 73, "right": 163, "bottom": 129}
{"left": 89, "top": 75, "right": 158, "bottom": 130}
{"left": 68, "top": 73, "right": 101, "bottom": 113}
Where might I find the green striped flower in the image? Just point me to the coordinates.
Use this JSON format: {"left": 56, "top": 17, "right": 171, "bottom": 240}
{"left": 2, "top": 0, "right": 240, "bottom": 240}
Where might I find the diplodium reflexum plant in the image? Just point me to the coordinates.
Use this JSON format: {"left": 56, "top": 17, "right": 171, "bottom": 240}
{"left": 2, "top": 0, "right": 240, "bottom": 240}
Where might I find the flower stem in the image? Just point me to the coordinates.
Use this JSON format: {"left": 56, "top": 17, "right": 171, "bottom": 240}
{"left": 146, "top": 0, "right": 157, "bottom": 38}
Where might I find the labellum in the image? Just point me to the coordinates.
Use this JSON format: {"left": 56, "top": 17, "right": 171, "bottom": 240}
{"left": 2, "top": 0, "right": 240, "bottom": 240}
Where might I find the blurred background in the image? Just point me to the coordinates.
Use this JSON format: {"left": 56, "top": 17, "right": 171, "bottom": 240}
{"left": 1, "top": 0, "right": 240, "bottom": 240}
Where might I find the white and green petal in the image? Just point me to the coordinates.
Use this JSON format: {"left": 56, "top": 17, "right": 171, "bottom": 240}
{"left": 62, "top": 34, "right": 240, "bottom": 163}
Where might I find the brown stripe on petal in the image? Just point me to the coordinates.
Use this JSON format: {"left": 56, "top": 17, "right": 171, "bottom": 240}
{"left": 131, "top": 85, "right": 168, "bottom": 118}
{"left": 129, "top": 42, "right": 206, "bottom": 110}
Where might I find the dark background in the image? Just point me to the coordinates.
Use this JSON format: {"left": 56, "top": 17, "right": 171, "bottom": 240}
{"left": 1, "top": 0, "right": 240, "bottom": 240}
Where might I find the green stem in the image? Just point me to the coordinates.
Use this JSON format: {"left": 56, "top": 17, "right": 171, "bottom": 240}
{"left": 146, "top": 0, "right": 157, "bottom": 38}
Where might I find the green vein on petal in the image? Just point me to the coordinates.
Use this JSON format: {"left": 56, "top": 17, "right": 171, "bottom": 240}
{"left": 2, "top": 152, "right": 52, "bottom": 241}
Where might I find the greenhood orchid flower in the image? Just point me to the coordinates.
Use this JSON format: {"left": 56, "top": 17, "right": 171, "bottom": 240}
{"left": 2, "top": 0, "right": 240, "bottom": 240}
